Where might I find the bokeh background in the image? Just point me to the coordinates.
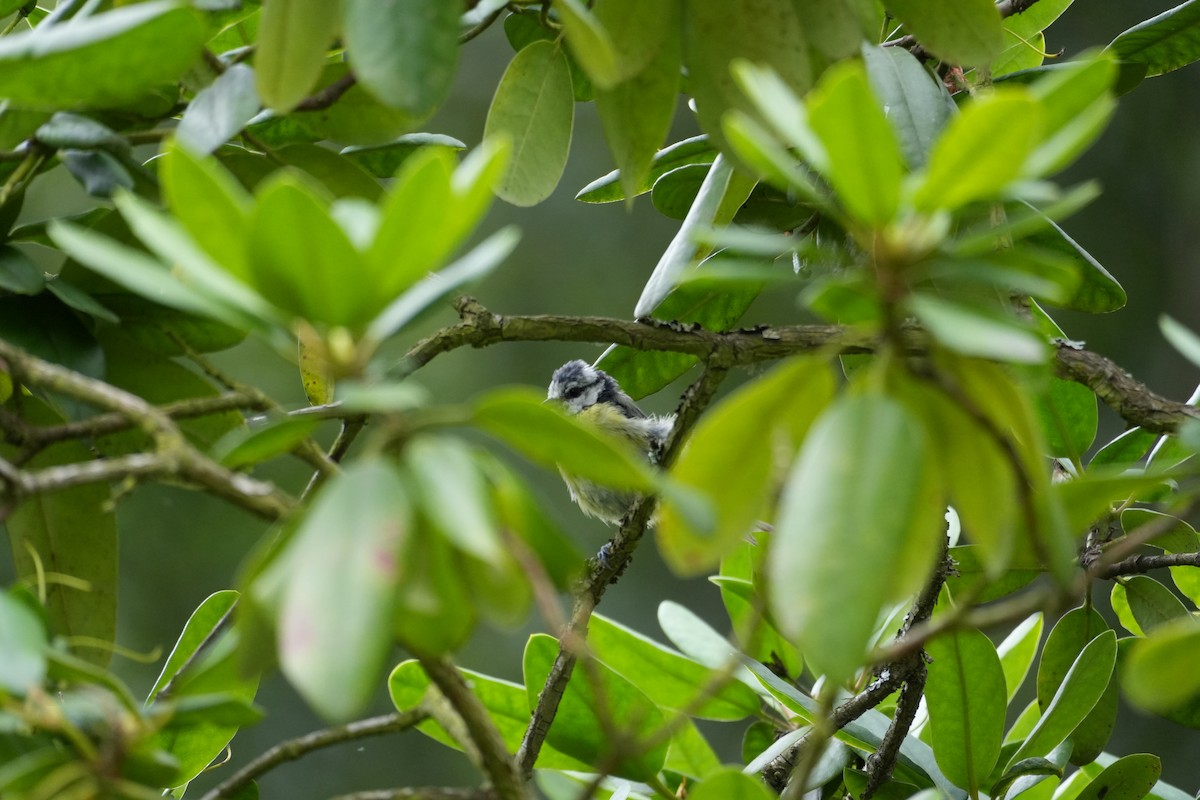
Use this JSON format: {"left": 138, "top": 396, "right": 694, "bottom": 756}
{"left": 4, "top": 2, "right": 1200, "bottom": 796}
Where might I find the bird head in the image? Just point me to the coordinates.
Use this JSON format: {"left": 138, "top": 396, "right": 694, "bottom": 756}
{"left": 547, "top": 359, "right": 611, "bottom": 415}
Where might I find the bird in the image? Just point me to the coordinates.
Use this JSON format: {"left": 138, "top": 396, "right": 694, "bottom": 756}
{"left": 546, "top": 359, "right": 675, "bottom": 524}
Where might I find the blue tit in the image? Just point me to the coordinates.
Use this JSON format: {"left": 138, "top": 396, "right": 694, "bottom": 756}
{"left": 547, "top": 359, "right": 675, "bottom": 524}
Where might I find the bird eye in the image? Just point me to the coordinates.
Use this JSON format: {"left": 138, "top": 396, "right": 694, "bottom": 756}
{"left": 564, "top": 386, "right": 583, "bottom": 400}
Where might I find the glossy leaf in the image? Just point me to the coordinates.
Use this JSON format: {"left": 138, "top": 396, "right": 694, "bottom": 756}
{"left": 557, "top": 0, "right": 621, "bottom": 89}
{"left": 658, "top": 358, "right": 836, "bottom": 574}
{"left": 343, "top": 0, "right": 459, "bottom": 116}
{"left": 392, "top": 530, "right": 475, "bottom": 655}
{"left": 1009, "top": 630, "right": 1116, "bottom": 768}
{"left": 523, "top": 633, "right": 668, "bottom": 781}
{"left": 277, "top": 458, "right": 411, "bottom": 721}
{"left": 730, "top": 61, "right": 827, "bottom": 172}
{"left": 861, "top": 43, "right": 954, "bottom": 168}
{"left": 1090, "top": 427, "right": 1155, "bottom": 467}
{"left": 884, "top": 0, "right": 1004, "bottom": 66}
{"left": 0, "top": 2, "right": 206, "bottom": 110}
{"left": 1124, "top": 576, "right": 1191, "bottom": 633}
{"left": 925, "top": 628, "right": 1006, "bottom": 794}
{"left": 388, "top": 660, "right": 592, "bottom": 771}
{"left": 176, "top": 63, "right": 261, "bottom": 155}
{"left": 998, "top": 613, "right": 1044, "bottom": 703}
{"left": 807, "top": 62, "right": 903, "bottom": 226}
{"left": 1035, "top": 606, "right": 1117, "bottom": 764}
{"left": 1028, "top": 217, "right": 1126, "bottom": 313}
{"left": 595, "top": 0, "right": 681, "bottom": 80}
{"left": 213, "top": 417, "right": 320, "bottom": 470}
{"left": 0, "top": 245, "right": 44, "bottom": 294}
{"left": 577, "top": 134, "right": 716, "bottom": 203}
{"left": 913, "top": 91, "right": 1043, "bottom": 212}
{"left": 341, "top": 132, "right": 466, "bottom": 178}
{"left": 1072, "top": 754, "right": 1162, "bottom": 800}
{"left": 255, "top": 0, "right": 336, "bottom": 112}
{"left": 292, "top": 63, "right": 422, "bottom": 145}
{"left": 769, "top": 391, "right": 942, "bottom": 683}
{"left": 0, "top": 294, "right": 103, "bottom": 379}
{"left": 1122, "top": 618, "right": 1200, "bottom": 713}
{"left": 484, "top": 40, "right": 574, "bottom": 206}
{"left": 634, "top": 155, "right": 755, "bottom": 317}
{"left": 594, "top": 6, "right": 681, "bottom": 204}
{"left": 1109, "top": 1, "right": 1200, "bottom": 78}
{"left": 587, "top": 613, "right": 760, "bottom": 720}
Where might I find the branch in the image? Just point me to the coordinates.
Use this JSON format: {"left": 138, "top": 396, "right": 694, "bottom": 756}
{"left": 514, "top": 363, "right": 731, "bottom": 779}
{"left": 198, "top": 711, "right": 429, "bottom": 800}
{"left": 1098, "top": 551, "right": 1200, "bottom": 579}
{"left": 295, "top": 72, "right": 357, "bottom": 111}
{"left": 398, "top": 299, "right": 1200, "bottom": 436}
{"left": 418, "top": 655, "right": 530, "bottom": 800}
{"left": 0, "top": 338, "right": 295, "bottom": 521}
{"left": 329, "top": 790, "right": 495, "bottom": 800}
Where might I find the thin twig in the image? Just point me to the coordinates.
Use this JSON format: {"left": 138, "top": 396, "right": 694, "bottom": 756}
{"left": 418, "top": 655, "right": 530, "bottom": 800}
{"left": 1098, "top": 551, "right": 1200, "bottom": 578}
{"left": 295, "top": 72, "right": 358, "bottom": 111}
{"left": 198, "top": 711, "right": 429, "bottom": 800}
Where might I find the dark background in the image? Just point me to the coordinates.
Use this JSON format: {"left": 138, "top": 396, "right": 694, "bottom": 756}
{"left": 5, "top": 2, "right": 1200, "bottom": 796}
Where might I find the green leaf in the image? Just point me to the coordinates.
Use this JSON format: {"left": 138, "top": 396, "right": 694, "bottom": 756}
{"left": 61, "top": 150, "right": 133, "bottom": 198}
{"left": 404, "top": 435, "right": 503, "bottom": 564}
{"left": 1024, "top": 56, "right": 1116, "bottom": 177}
{"left": 343, "top": 0, "right": 459, "bottom": 116}
{"left": 1, "top": 398, "right": 116, "bottom": 668}
{"left": 0, "top": 245, "right": 44, "bottom": 294}
{"left": 341, "top": 132, "right": 466, "bottom": 179}
{"left": 587, "top": 613, "right": 760, "bottom": 720}
{"left": 363, "top": 225, "right": 519, "bottom": 344}
{"left": 1072, "top": 754, "right": 1162, "bottom": 800}
{"left": 391, "top": 529, "right": 475, "bottom": 655}
{"left": 0, "top": 2, "right": 207, "bottom": 110}
{"left": 0, "top": 591, "right": 48, "bottom": 694}
{"left": 1161, "top": 315, "right": 1200, "bottom": 369}
{"left": 769, "top": 390, "right": 942, "bottom": 683}
{"left": 1110, "top": 583, "right": 1143, "bottom": 637}
{"left": 807, "top": 62, "right": 903, "bottom": 226}
{"left": 688, "top": 768, "right": 776, "bottom": 800}
{"left": 148, "top": 590, "right": 240, "bottom": 701}
{"left": 1124, "top": 576, "right": 1191, "bottom": 633}
{"left": 683, "top": 0, "right": 813, "bottom": 152}
{"left": 908, "top": 294, "right": 1048, "bottom": 364}
{"left": 1090, "top": 427, "right": 1156, "bottom": 468}
{"left": 577, "top": 134, "right": 715, "bottom": 203}
{"left": 861, "top": 43, "right": 955, "bottom": 168}
{"left": 276, "top": 143, "right": 384, "bottom": 200}
{"left": 255, "top": 0, "right": 337, "bottom": 112}
{"left": 292, "top": 63, "right": 423, "bottom": 145}
{"left": 1027, "top": 215, "right": 1126, "bottom": 313}
{"left": 470, "top": 386, "right": 656, "bottom": 493}
{"left": 595, "top": 0, "right": 681, "bottom": 80}
{"left": 248, "top": 172, "right": 370, "bottom": 327}
{"left": 1008, "top": 629, "right": 1116, "bottom": 768}
{"left": 366, "top": 147, "right": 455, "bottom": 297}
{"left": 665, "top": 718, "right": 722, "bottom": 780}
{"left": 176, "top": 63, "right": 261, "bottom": 155}
{"left": 1122, "top": 509, "right": 1200, "bottom": 607}
{"left": 595, "top": 8, "right": 681, "bottom": 204}
{"left": 925, "top": 629, "right": 1006, "bottom": 794}
{"left": 1109, "top": 1, "right": 1200, "bottom": 78}
{"left": 883, "top": 0, "right": 1004, "bottom": 66}
{"left": 276, "top": 458, "right": 411, "bottom": 721}
{"left": 0, "top": 294, "right": 103, "bottom": 379}
{"left": 484, "top": 40, "right": 574, "bottom": 206}
{"left": 998, "top": 613, "right": 1044, "bottom": 703}
{"left": 634, "top": 154, "right": 756, "bottom": 317}
{"left": 1029, "top": 307, "right": 1097, "bottom": 459}
{"left": 388, "top": 660, "right": 593, "bottom": 771}
{"left": 212, "top": 416, "right": 320, "bottom": 470}
{"left": 523, "top": 633, "right": 668, "bottom": 781}
{"left": 658, "top": 357, "right": 836, "bottom": 575}
{"left": 913, "top": 90, "right": 1043, "bottom": 212}
{"left": 160, "top": 142, "right": 254, "bottom": 283}
{"left": 557, "top": 0, "right": 621, "bottom": 89}
{"left": 1122, "top": 618, "right": 1200, "bottom": 713}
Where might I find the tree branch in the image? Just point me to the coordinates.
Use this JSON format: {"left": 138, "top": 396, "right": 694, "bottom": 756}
{"left": 400, "top": 298, "right": 1200, "bottom": 436}
{"left": 418, "top": 655, "right": 530, "bottom": 800}
{"left": 1098, "top": 551, "right": 1200, "bottom": 578}
{"left": 329, "top": 790, "right": 495, "bottom": 800}
{"left": 0, "top": 338, "right": 295, "bottom": 520}
{"left": 198, "top": 711, "right": 429, "bottom": 800}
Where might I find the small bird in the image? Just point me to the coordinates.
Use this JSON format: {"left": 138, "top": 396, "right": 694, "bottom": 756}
{"left": 546, "top": 359, "right": 675, "bottom": 524}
